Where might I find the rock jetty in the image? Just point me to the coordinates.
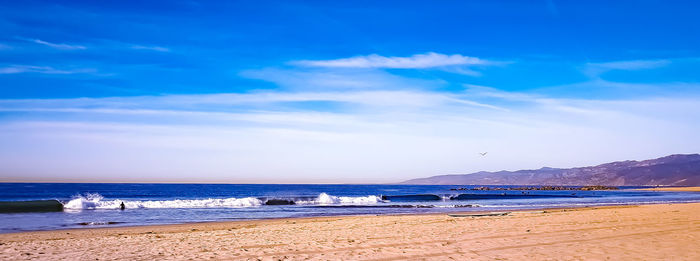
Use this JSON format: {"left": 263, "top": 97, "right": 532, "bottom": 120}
{"left": 450, "top": 186, "right": 619, "bottom": 191}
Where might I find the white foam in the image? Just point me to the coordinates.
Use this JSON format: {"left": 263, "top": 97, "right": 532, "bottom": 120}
{"left": 435, "top": 204, "right": 481, "bottom": 208}
{"left": 63, "top": 193, "right": 102, "bottom": 210}
{"left": 62, "top": 192, "right": 387, "bottom": 210}
{"left": 298, "top": 193, "right": 383, "bottom": 205}
{"left": 63, "top": 193, "right": 263, "bottom": 210}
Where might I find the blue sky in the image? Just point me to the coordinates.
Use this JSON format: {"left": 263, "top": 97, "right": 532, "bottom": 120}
{"left": 1, "top": 0, "right": 699, "bottom": 183}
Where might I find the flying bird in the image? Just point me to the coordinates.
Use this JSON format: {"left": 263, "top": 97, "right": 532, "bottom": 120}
{"left": 479, "top": 152, "right": 488, "bottom": 156}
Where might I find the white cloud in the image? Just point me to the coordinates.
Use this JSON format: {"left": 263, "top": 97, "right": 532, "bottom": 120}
{"left": 0, "top": 55, "right": 697, "bottom": 183}
{"left": 441, "top": 67, "right": 483, "bottom": 76}
{"left": 584, "top": 59, "right": 670, "bottom": 78}
{"left": 130, "top": 45, "right": 171, "bottom": 52}
{"left": 587, "top": 60, "right": 670, "bottom": 70}
{"left": 0, "top": 65, "right": 95, "bottom": 74}
{"left": 463, "top": 84, "right": 540, "bottom": 102}
{"left": 30, "top": 39, "right": 86, "bottom": 50}
{"left": 240, "top": 67, "right": 447, "bottom": 90}
{"left": 293, "top": 52, "right": 490, "bottom": 69}
{"left": 1, "top": 86, "right": 698, "bottom": 183}
{"left": 0, "top": 90, "right": 505, "bottom": 112}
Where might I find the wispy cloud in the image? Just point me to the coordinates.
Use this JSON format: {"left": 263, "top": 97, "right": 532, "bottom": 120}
{"left": 0, "top": 43, "right": 11, "bottom": 50}
{"left": 130, "top": 45, "right": 171, "bottom": 52}
{"left": 440, "top": 67, "right": 484, "bottom": 76}
{"left": 0, "top": 90, "right": 505, "bottom": 112}
{"left": 583, "top": 59, "right": 671, "bottom": 78}
{"left": 0, "top": 65, "right": 95, "bottom": 74}
{"left": 293, "top": 52, "right": 491, "bottom": 69}
{"left": 240, "top": 67, "right": 447, "bottom": 90}
{"left": 1, "top": 88, "right": 697, "bottom": 182}
{"left": 0, "top": 53, "right": 697, "bottom": 182}
{"left": 27, "top": 38, "right": 86, "bottom": 50}
{"left": 463, "top": 84, "right": 539, "bottom": 101}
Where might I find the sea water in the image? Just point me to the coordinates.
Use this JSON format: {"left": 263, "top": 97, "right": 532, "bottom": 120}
{"left": 1, "top": 183, "right": 699, "bottom": 233}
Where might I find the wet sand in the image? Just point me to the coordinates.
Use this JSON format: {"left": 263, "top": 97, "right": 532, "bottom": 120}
{"left": 1, "top": 203, "right": 698, "bottom": 260}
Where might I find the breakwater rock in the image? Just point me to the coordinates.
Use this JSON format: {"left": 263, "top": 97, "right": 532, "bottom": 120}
{"left": 451, "top": 186, "right": 619, "bottom": 191}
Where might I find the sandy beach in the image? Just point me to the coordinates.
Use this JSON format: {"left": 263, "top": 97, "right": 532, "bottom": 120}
{"left": 0, "top": 203, "right": 698, "bottom": 260}
{"left": 635, "top": 186, "right": 700, "bottom": 192}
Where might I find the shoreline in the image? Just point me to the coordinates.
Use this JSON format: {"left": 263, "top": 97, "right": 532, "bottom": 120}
{"left": 0, "top": 207, "right": 570, "bottom": 236}
{"left": 0, "top": 205, "right": 599, "bottom": 236}
{"left": 2, "top": 199, "right": 700, "bottom": 235}
{"left": 0, "top": 200, "right": 693, "bottom": 235}
{"left": 1, "top": 202, "right": 698, "bottom": 260}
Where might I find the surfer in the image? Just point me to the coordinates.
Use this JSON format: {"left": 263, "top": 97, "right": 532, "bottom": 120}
{"left": 120, "top": 202, "right": 125, "bottom": 210}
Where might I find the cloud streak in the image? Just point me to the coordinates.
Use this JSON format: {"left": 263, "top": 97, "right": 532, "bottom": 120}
{"left": 584, "top": 59, "right": 671, "bottom": 78}
{"left": 130, "top": 45, "right": 171, "bottom": 52}
{"left": 293, "top": 52, "right": 490, "bottom": 69}
{"left": 0, "top": 89, "right": 507, "bottom": 113}
{"left": 0, "top": 65, "right": 96, "bottom": 74}
{"left": 29, "top": 38, "right": 86, "bottom": 50}
{"left": 240, "top": 67, "right": 448, "bottom": 90}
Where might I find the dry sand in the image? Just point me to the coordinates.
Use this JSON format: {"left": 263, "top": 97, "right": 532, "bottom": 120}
{"left": 1, "top": 203, "right": 699, "bottom": 260}
{"left": 635, "top": 186, "right": 700, "bottom": 192}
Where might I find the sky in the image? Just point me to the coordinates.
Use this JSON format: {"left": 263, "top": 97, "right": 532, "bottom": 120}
{"left": 0, "top": 0, "right": 699, "bottom": 183}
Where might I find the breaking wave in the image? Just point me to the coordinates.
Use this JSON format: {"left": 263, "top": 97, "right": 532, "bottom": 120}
{"left": 295, "top": 193, "right": 383, "bottom": 205}
{"left": 62, "top": 193, "right": 385, "bottom": 210}
{"left": 63, "top": 193, "right": 263, "bottom": 210}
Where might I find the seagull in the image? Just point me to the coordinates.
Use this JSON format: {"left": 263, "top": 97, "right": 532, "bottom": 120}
{"left": 479, "top": 152, "right": 488, "bottom": 156}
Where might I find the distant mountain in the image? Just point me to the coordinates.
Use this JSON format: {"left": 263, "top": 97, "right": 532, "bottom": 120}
{"left": 400, "top": 154, "right": 700, "bottom": 186}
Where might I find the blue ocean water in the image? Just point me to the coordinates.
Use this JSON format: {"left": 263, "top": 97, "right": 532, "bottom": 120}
{"left": 1, "top": 183, "right": 699, "bottom": 233}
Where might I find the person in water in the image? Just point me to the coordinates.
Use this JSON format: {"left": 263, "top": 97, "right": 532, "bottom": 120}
{"left": 120, "top": 202, "right": 125, "bottom": 210}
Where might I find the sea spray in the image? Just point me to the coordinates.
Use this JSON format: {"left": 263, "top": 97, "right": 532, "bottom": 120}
{"left": 63, "top": 193, "right": 103, "bottom": 210}
{"left": 297, "top": 193, "right": 383, "bottom": 205}
{"left": 62, "top": 193, "right": 384, "bottom": 210}
{"left": 63, "top": 193, "right": 263, "bottom": 210}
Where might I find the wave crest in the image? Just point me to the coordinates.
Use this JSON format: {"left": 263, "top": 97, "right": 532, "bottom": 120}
{"left": 298, "top": 193, "right": 383, "bottom": 205}
{"left": 63, "top": 194, "right": 263, "bottom": 210}
{"left": 62, "top": 192, "right": 386, "bottom": 210}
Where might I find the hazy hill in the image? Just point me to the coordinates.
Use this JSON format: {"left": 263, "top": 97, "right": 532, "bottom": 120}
{"left": 401, "top": 154, "right": 700, "bottom": 186}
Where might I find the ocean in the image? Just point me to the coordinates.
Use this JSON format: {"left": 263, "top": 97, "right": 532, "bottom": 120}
{"left": 1, "top": 183, "right": 699, "bottom": 233}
